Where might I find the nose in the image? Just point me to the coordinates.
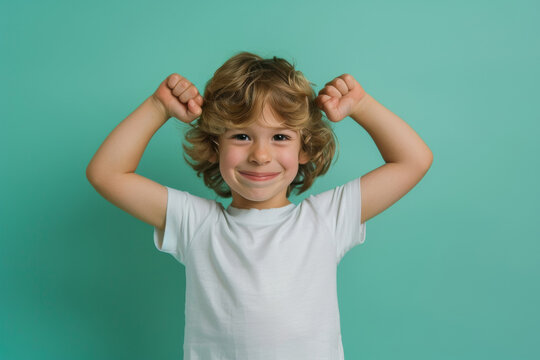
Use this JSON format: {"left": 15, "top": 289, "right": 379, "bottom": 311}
{"left": 248, "top": 140, "right": 272, "bottom": 165}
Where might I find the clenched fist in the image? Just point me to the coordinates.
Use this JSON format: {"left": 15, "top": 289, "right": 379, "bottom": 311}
{"left": 315, "top": 74, "right": 367, "bottom": 123}
{"left": 152, "top": 73, "right": 204, "bottom": 123}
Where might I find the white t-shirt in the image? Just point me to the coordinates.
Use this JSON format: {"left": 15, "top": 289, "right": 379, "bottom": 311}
{"left": 154, "top": 177, "right": 366, "bottom": 360}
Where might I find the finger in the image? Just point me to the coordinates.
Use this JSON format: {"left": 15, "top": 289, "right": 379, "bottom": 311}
{"left": 315, "top": 94, "right": 330, "bottom": 108}
{"left": 172, "top": 78, "right": 192, "bottom": 99}
{"left": 316, "top": 94, "right": 334, "bottom": 109}
{"left": 167, "top": 73, "right": 184, "bottom": 89}
{"left": 172, "top": 79, "right": 191, "bottom": 99}
{"left": 187, "top": 99, "right": 202, "bottom": 116}
{"left": 194, "top": 94, "right": 204, "bottom": 107}
{"left": 332, "top": 78, "right": 349, "bottom": 95}
{"left": 178, "top": 85, "right": 200, "bottom": 104}
{"left": 323, "top": 85, "right": 342, "bottom": 98}
{"left": 340, "top": 74, "right": 356, "bottom": 91}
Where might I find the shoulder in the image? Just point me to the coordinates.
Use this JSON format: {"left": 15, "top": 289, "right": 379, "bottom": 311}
{"left": 301, "top": 178, "right": 361, "bottom": 209}
{"left": 164, "top": 186, "right": 222, "bottom": 214}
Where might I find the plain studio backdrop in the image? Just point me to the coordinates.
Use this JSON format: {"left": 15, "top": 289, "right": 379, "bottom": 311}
{"left": 1, "top": 0, "right": 538, "bottom": 359}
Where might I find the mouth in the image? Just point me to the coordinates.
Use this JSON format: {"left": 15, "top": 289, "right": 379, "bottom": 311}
{"left": 239, "top": 171, "right": 280, "bottom": 181}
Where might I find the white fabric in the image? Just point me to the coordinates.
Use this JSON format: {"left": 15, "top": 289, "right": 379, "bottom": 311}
{"left": 154, "top": 177, "right": 366, "bottom": 360}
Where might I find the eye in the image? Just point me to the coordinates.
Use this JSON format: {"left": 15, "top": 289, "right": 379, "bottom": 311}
{"left": 230, "top": 133, "right": 291, "bottom": 141}
{"left": 274, "top": 134, "right": 291, "bottom": 141}
{"left": 232, "top": 134, "right": 250, "bottom": 141}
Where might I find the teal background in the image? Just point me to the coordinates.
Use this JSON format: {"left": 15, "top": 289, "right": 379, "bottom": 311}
{"left": 2, "top": 0, "right": 539, "bottom": 359}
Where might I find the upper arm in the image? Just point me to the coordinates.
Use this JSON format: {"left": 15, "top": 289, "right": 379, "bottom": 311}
{"left": 360, "top": 160, "right": 432, "bottom": 223}
{"left": 87, "top": 171, "right": 167, "bottom": 230}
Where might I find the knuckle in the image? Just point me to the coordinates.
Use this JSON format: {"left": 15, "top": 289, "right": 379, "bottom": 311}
{"left": 167, "top": 75, "right": 178, "bottom": 88}
{"left": 174, "top": 73, "right": 185, "bottom": 84}
{"left": 180, "top": 86, "right": 196, "bottom": 102}
{"left": 180, "top": 79, "right": 190, "bottom": 89}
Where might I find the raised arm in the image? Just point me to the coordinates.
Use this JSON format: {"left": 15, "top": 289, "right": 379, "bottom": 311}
{"left": 86, "top": 95, "right": 170, "bottom": 230}
{"left": 316, "top": 74, "right": 433, "bottom": 223}
{"left": 351, "top": 93, "right": 433, "bottom": 223}
{"left": 86, "top": 74, "right": 203, "bottom": 231}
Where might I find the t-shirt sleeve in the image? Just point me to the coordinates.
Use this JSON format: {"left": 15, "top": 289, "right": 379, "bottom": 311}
{"left": 307, "top": 177, "right": 366, "bottom": 264}
{"left": 153, "top": 186, "right": 218, "bottom": 265}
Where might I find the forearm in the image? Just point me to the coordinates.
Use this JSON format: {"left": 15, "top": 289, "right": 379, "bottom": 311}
{"left": 351, "top": 93, "right": 433, "bottom": 166}
{"left": 86, "top": 95, "right": 170, "bottom": 182}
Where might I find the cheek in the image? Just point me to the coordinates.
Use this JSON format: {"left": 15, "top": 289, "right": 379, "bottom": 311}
{"left": 279, "top": 150, "right": 301, "bottom": 170}
{"left": 219, "top": 148, "right": 243, "bottom": 169}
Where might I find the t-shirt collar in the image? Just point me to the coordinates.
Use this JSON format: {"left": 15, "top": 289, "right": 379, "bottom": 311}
{"left": 225, "top": 202, "right": 296, "bottom": 223}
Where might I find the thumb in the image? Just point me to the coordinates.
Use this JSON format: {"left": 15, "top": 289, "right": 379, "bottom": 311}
{"left": 322, "top": 97, "right": 338, "bottom": 113}
{"left": 186, "top": 98, "right": 202, "bottom": 120}
{"left": 323, "top": 98, "right": 338, "bottom": 110}
{"left": 168, "top": 98, "right": 201, "bottom": 123}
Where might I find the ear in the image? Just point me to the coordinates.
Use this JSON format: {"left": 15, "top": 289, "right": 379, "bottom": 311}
{"left": 208, "top": 153, "right": 218, "bottom": 163}
{"left": 299, "top": 149, "right": 310, "bottom": 165}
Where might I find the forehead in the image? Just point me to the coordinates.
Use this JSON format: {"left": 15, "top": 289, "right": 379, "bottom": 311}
{"left": 227, "top": 104, "right": 294, "bottom": 132}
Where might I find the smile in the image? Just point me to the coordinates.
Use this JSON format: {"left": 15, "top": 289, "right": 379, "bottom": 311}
{"left": 239, "top": 171, "right": 280, "bottom": 181}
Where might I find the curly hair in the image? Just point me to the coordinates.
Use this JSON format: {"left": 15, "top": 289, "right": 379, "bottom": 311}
{"left": 181, "top": 51, "right": 339, "bottom": 198}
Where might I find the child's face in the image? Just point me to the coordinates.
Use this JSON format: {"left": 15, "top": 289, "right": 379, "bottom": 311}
{"left": 213, "top": 104, "right": 310, "bottom": 210}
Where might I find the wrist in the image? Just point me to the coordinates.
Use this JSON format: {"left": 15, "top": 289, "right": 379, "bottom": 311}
{"left": 150, "top": 94, "right": 171, "bottom": 120}
{"left": 351, "top": 93, "right": 373, "bottom": 120}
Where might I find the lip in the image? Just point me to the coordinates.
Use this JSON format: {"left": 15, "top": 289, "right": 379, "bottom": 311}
{"left": 239, "top": 171, "right": 280, "bottom": 181}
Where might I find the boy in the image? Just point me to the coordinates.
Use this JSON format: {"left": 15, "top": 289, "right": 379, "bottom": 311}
{"left": 87, "top": 51, "right": 433, "bottom": 359}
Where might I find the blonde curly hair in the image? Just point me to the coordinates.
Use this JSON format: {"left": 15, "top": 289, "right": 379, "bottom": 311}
{"left": 181, "top": 51, "right": 339, "bottom": 198}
